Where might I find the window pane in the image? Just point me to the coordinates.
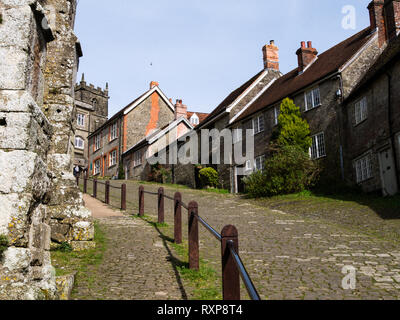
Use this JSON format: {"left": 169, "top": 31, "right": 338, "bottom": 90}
{"left": 313, "top": 88, "right": 321, "bottom": 107}
{"left": 259, "top": 116, "right": 265, "bottom": 132}
{"left": 306, "top": 91, "right": 313, "bottom": 110}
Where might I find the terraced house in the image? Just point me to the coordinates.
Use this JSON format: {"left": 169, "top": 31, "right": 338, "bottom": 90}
{"left": 88, "top": 81, "right": 207, "bottom": 179}
{"left": 198, "top": 0, "right": 400, "bottom": 195}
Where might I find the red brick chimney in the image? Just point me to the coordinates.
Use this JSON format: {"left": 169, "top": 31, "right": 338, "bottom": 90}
{"left": 262, "top": 40, "right": 279, "bottom": 71}
{"left": 296, "top": 41, "right": 318, "bottom": 74}
{"left": 368, "top": 0, "right": 386, "bottom": 46}
{"left": 175, "top": 99, "right": 187, "bottom": 120}
{"left": 384, "top": 0, "right": 400, "bottom": 41}
{"left": 150, "top": 81, "right": 159, "bottom": 89}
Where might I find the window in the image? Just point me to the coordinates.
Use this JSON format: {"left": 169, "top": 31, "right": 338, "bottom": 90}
{"left": 310, "top": 132, "right": 326, "bottom": 160}
{"left": 245, "top": 160, "right": 252, "bottom": 171}
{"left": 94, "top": 159, "right": 101, "bottom": 175}
{"left": 77, "top": 113, "right": 85, "bottom": 127}
{"left": 354, "top": 97, "right": 368, "bottom": 125}
{"left": 109, "top": 150, "right": 117, "bottom": 167}
{"left": 75, "top": 137, "right": 84, "bottom": 150}
{"left": 355, "top": 153, "right": 373, "bottom": 183}
{"left": 305, "top": 87, "right": 321, "bottom": 111}
{"left": 190, "top": 115, "right": 199, "bottom": 125}
{"left": 134, "top": 150, "right": 142, "bottom": 167}
{"left": 274, "top": 106, "right": 280, "bottom": 126}
{"left": 253, "top": 115, "right": 265, "bottom": 135}
{"left": 255, "top": 155, "right": 266, "bottom": 172}
{"left": 110, "top": 123, "right": 118, "bottom": 141}
{"left": 95, "top": 134, "right": 101, "bottom": 151}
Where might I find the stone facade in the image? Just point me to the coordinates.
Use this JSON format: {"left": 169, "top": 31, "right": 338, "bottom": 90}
{"left": 74, "top": 74, "right": 109, "bottom": 169}
{"left": 0, "top": 0, "right": 93, "bottom": 299}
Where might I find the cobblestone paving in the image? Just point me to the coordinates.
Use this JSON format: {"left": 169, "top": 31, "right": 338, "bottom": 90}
{"left": 72, "top": 197, "right": 187, "bottom": 300}
{"left": 80, "top": 181, "right": 400, "bottom": 300}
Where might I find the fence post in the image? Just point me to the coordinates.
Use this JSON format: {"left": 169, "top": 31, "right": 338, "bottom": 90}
{"left": 138, "top": 186, "right": 144, "bottom": 216}
{"left": 174, "top": 192, "right": 182, "bottom": 244}
{"left": 158, "top": 187, "right": 165, "bottom": 224}
{"left": 121, "top": 184, "right": 126, "bottom": 211}
{"left": 83, "top": 177, "right": 87, "bottom": 194}
{"left": 105, "top": 181, "right": 110, "bottom": 204}
{"left": 188, "top": 201, "right": 199, "bottom": 271}
{"left": 93, "top": 179, "right": 97, "bottom": 198}
{"left": 221, "top": 225, "right": 240, "bottom": 300}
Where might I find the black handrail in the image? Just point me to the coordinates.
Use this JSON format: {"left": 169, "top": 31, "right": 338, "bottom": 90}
{"left": 227, "top": 240, "right": 261, "bottom": 300}
{"left": 195, "top": 215, "right": 222, "bottom": 242}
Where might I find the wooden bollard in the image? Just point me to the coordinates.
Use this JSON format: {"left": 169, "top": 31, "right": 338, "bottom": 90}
{"left": 188, "top": 201, "right": 199, "bottom": 271}
{"left": 138, "top": 186, "right": 144, "bottom": 216}
{"left": 121, "top": 184, "right": 126, "bottom": 211}
{"left": 158, "top": 187, "right": 165, "bottom": 224}
{"left": 105, "top": 181, "right": 110, "bottom": 204}
{"left": 174, "top": 192, "right": 182, "bottom": 244}
{"left": 221, "top": 225, "right": 240, "bottom": 300}
{"left": 93, "top": 179, "right": 97, "bottom": 198}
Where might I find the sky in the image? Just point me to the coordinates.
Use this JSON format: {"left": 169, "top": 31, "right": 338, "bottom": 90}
{"left": 74, "top": 0, "right": 372, "bottom": 117}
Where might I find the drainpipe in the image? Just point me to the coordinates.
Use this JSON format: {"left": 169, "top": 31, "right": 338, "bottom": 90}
{"left": 385, "top": 71, "right": 400, "bottom": 190}
{"left": 336, "top": 74, "right": 346, "bottom": 181}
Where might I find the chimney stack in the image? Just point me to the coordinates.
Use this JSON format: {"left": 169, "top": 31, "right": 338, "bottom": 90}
{"left": 296, "top": 41, "right": 318, "bottom": 74}
{"left": 175, "top": 99, "right": 187, "bottom": 120}
{"left": 368, "top": 0, "right": 386, "bottom": 47}
{"left": 384, "top": 0, "right": 400, "bottom": 41}
{"left": 262, "top": 40, "right": 280, "bottom": 71}
{"left": 150, "top": 81, "right": 159, "bottom": 89}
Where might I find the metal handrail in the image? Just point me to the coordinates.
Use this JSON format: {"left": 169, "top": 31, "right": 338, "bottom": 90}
{"left": 195, "top": 215, "right": 222, "bottom": 242}
{"left": 227, "top": 240, "right": 261, "bottom": 301}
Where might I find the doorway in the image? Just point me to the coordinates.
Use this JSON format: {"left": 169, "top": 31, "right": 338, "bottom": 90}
{"left": 379, "top": 148, "right": 398, "bottom": 196}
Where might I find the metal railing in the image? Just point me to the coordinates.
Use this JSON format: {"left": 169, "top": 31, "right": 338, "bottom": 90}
{"left": 139, "top": 185, "right": 261, "bottom": 301}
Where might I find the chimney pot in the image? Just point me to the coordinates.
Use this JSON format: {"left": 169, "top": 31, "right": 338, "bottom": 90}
{"left": 296, "top": 41, "right": 318, "bottom": 74}
{"left": 301, "top": 41, "right": 306, "bottom": 48}
{"left": 150, "top": 81, "right": 159, "bottom": 89}
{"left": 307, "top": 41, "right": 312, "bottom": 48}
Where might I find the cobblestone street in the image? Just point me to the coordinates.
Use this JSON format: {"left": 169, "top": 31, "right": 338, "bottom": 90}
{"left": 77, "top": 182, "right": 400, "bottom": 300}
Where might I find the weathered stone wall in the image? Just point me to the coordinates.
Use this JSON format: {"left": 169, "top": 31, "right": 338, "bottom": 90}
{"left": 41, "top": 0, "right": 94, "bottom": 250}
{"left": 0, "top": 0, "right": 56, "bottom": 300}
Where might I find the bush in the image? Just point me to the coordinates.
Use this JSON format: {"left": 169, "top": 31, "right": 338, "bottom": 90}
{"left": 244, "top": 146, "right": 321, "bottom": 198}
{"left": 198, "top": 167, "right": 219, "bottom": 188}
{"left": 118, "top": 163, "right": 125, "bottom": 180}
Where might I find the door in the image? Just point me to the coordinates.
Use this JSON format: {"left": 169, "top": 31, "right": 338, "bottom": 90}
{"left": 103, "top": 155, "right": 107, "bottom": 177}
{"left": 379, "top": 148, "right": 398, "bottom": 196}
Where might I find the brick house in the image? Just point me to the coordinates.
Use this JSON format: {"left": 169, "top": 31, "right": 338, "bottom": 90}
{"left": 198, "top": 0, "right": 399, "bottom": 194}
{"left": 343, "top": 31, "right": 400, "bottom": 195}
{"left": 73, "top": 74, "right": 109, "bottom": 169}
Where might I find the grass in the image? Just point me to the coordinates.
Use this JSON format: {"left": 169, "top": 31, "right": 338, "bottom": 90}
{"left": 135, "top": 214, "right": 222, "bottom": 300}
{"left": 0, "top": 235, "right": 9, "bottom": 257}
{"left": 51, "top": 222, "right": 107, "bottom": 280}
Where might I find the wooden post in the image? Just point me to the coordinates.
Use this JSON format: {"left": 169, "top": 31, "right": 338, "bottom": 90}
{"left": 93, "top": 179, "right": 97, "bottom": 198}
{"left": 188, "top": 201, "right": 199, "bottom": 271}
{"left": 221, "top": 225, "right": 240, "bottom": 300}
{"left": 138, "top": 186, "right": 144, "bottom": 216}
{"left": 83, "top": 177, "right": 87, "bottom": 194}
{"left": 121, "top": 184, "right": 126, "bottom": 211}
{"left": 158, "top": 187, "right": 164, "bottom": 224}
{"left": 105, "top": 181, "right": 110, "bottom": 204}
{"left": 174, "top": 192, "right": 182, "bottom": 244}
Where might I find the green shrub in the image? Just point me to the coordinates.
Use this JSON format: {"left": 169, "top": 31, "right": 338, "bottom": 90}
{"left": 0, "top": 235, "right": 9, "bottom": 257}
{"left": 118, "top": 163, "right": 125, "bottom": 180}
{"left": 56, "top": 242, "right": 73, "bottom": 253}
{"left": 244, "top": 145, "right": 321, "bottom": 198}
{"left": 198, "top": 167, "right": 219, "bottom": 188}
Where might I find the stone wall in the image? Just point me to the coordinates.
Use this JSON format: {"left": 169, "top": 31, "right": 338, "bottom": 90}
{"left": 0, "top": 0, "right": 93, "bottom": 299}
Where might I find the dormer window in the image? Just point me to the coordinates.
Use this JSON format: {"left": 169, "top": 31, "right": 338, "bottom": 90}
{"left": 190, "top": 114, "right": 199, "bottom": 125}
{"left": 304, "top": 87, "right": 321, "bottom": 111}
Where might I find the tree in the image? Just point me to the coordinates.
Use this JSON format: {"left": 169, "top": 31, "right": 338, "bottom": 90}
{"left": 274, "top": 98, "right": 312, "bottom": 153}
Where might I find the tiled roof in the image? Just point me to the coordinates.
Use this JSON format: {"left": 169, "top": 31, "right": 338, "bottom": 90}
{"left": 233, "top": 27, "right": 376, "bottom": 123}
{"left": 187, "top": 111, "right": 209, "bottom": 125}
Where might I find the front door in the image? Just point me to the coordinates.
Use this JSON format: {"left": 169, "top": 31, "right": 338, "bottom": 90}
{"left": 103, "top": 155, "right": 107, "bottom": 177}
{"left": 379, "top": 148, "right": 398, "bottom": 196}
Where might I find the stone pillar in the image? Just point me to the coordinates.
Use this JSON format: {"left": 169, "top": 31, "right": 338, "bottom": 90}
{"left": 42, "top": 0, "right": 94, "bottom": 251}
{"left": 0, "top": 0, "right": 57, "bottom": 299}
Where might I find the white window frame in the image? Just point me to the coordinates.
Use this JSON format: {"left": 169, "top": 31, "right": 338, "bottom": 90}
{"left": 274, "top": 106, "right": 280, "bottom": 126}
{"left": 310, "top": 132, "right": 326, "bottom": 160}
{"left": 95, "top": 134, "right": 101, "bottom": 151}
{"left": 253, "top": 115, "right": 265, "bottom": 135}
{"left": 110, "top": 123, "right": 118, "bottom": 141}
{"left": 134, "top": 150, "right": 142, "bottom": 167}
{"left": 75, "top": 136, "right": 84, "bottom": 150}
{"left": 245, "top": 160, "right": 252, "bottom": 172}
{"left": 109, "top": 150, "right": 117, "bottom": 167}
{"left": 77, "top": 113, "right": 85, "bottom": 127}
{"left": 94, "top": 159, "right": 101, "bottom": 175}
{"left": 304, "top": 87, "right": 321, "bottom": 111}
{"left": 190, "top": 114, "right": 199, "bottom": 125}
{"left": 354, "top": 153, "right": 373, "bottom": 183}
{"left": 255, "top": 155, "right": 266, "bottom": 172}
{"left": 354, "top": 96, "right": 368, "bottom": 125}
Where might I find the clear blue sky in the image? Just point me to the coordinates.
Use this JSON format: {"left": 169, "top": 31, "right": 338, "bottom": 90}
{"left": 75, "top": 0, "right": 371, "bottom": 117}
